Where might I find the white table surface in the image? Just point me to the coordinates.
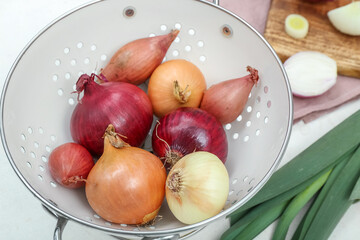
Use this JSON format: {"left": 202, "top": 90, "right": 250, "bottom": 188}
{"left": 1, "top": 1, "right": 359, "bottom": 239}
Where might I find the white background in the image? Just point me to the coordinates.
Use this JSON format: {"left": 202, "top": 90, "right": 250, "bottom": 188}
{"left": 0, "top": 0, "right": 359, "bottom": 239}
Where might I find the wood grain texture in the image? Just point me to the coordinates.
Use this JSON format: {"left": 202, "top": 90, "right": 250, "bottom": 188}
{"left": 264, "top": 0, "right": 360, "bottom": 78}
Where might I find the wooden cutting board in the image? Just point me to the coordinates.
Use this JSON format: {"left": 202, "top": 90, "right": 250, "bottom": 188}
{"left": 264, "top": 0, "right": 360, "bottom": 78}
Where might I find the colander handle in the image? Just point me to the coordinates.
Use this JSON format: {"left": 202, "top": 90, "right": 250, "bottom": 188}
{"left": 53, "top": 216, "right": 68, "bottom": 240}
{"left": 42, "top": 204, "right": 68, "bottom": 240}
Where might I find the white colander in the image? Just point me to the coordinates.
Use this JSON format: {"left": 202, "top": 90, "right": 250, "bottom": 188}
{"left": 0, "top": 0, "right": 293, "bottom": 239}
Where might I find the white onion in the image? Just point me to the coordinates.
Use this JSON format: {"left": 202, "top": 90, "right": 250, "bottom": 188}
{"left": 284, "top": 51, "right": 337, "bottom": 98}
{"left": 328, "top": 1, "right": 360, "bottom": 36}
{"left": 165, "top": 151, "right": 229, "bottom": 224}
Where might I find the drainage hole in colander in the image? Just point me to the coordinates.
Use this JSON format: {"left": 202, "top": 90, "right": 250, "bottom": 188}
{"left": 77, "top": 42, "right": 83, "bottom": 49}
{"left": 256, "top": 96, "right": 261, "bottom": 104}
{"left": 65, "top": 72, "right": 71, "bottom": 79}
{"left": 243, "top": 135, "right": 250, "bottom": 142}
{"left": 50, "top": 181, "right": 57, "bottom": 188}
{"left": 232, "top": 178, "right": 238, "bottom": 185}
{"left": 160, "top": 24, "right": 167, "bottom": 31}
{"left": 94, "top": 214, "right": 101, "bottom": 219}
{"left": 68, "top": 98, "right": 75, "bottom": 105}
{"left": 50, "top": 135, "right": 56, "bottom": 142}
{"left": 105, "top": 222, "right": 112, "bottom": 226}
{"left": 41, "top": 155, "right": 48, "bottom": 163}
{"left": 247, "top": 186, "right": 254, "bottom": 193}
{"left": 174, "top": 36, "right": 180, "bottom": 43}
{"left": 256, "top": 129, "right": 261, "bottom": 136}
{"left": 63, "top": 47, "right": 70, "bottom": 54}
{"left": 264, "top": 116, "right": 269, "bottom": 124}
{"left": 38, "top": 175, "right": 43, "bottom": 181}
{"left": 149, "top": 33, "right": 155, "bottom": 37}
{"left": 264, "top": 86, "right": 269, "bottom": 94}
{"left": 174, "top": 23, "right": 181, "bottom": 29}
{"left": 91, "top": 44, "right": 97, "bottom": 51}
{"left": 188, "top": 28, "right": 196, "bottom": 36}
{"left": 57, "top": 89, "right": 64, "bottom": 96}
{"left": 248, "top": 92, "right": 252, "bottom": 99}
{"left": 21, "top": 134, "right": 26, "bottom": 141}
{"left": 243, "top": 176, "right": 249, "bottom": 182}
{"left": 232, "top": 133, "right": 239, "bottom": 140}
{"left": 30, "top": 152, "right": 36, "bottom": 158}
{"left": 199, "top": 55, "right": 206, "bottom": 62}
{"left": 38, "top": 127, "right": 44, "bottom": 134}
{"left": 267, "top": 100, "right": 272, "bottom": 108}
{"left": 236, "top": 115, "right": 242, "bottom": 122}
{"left": 39, "top": 165, "right": 45, "bottom": 172}
{"left": 228, "top": 190, "right": 234, "bottom": 196}
{"left": 249, "top": 178, "right": 255, "bottom": 185}
{"left": 172, "top": 50, "right": 179, "bottom": 57}
{"left": 52, "top": 74, "right": 58, "bottom": 82}
{"left": 70, "top": 59, "right": 77, "bottom": 66}
{"left": 184, "top": 45, "right": 192, "bottom": 52}
{"left": 78, "top": 71, "right": 84, "bottom": 77}
{"left": 34, "top": 142, "right": 39, "bottom": 148}
{"left": 197, "top": 40, "right": 204, "bottom": 47}
{"left": 225, "top": 123, "right": 231, "bottom": 130}
{"left": 54, "top": 59, "right": 61, "bottom": 66}
{"left": 247, "top": 106, "right": 252, "bottom": 113}
{"left": 101, "top": 54, "right": 107, "bottom": 61}
{"left": 48, "top": 199, "right": 58, "bottom": 207}
{"left": 256, "top": 111, "right": 261, "bottom": 118}
{"left": 26, "top": 162, "right": 32, "bottom": 168}
{"left": 27, "top": 127, "right": 33, "bottom": 134}
{"left": 246, "top": 121, "right": 251, "bottom": 127}
{"left": 45, "top": 145, "right": 51, "bottom": 152}
{"left": 84, "top": 58, "right": 90, "bottom": 64}
{"left": 120, "top": 223, "right": 127, "bottom": 227}
{"left": 236, "top": 190, "right": 243, "bottom": 196}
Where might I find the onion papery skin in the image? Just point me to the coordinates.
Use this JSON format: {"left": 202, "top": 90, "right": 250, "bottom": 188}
{"left": 200, "top": 66, "right": 259, "bottom": 124}
{"left": 152, "top": 107, "right": 228, "bottom": 170}
{"left": 166, "top": 151, "right": 229, "bottom": 224}
{"left": 100, "top": 29, "right": 179, "bottom": 85}
{"left": 148, "top": 59, "right": 207, "bottom": 118}
{"left": 85, "top": 125, "right": 166, "bottom": 224}
{"left": 70, "top": 74, "right": 153, "bottom": 156}
{"left": 48, "top": 142, "right": 94, "bottom": 189}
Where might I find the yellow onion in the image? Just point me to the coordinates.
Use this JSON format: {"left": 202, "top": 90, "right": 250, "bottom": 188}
{"left": 165, "top": 151, "right": 229, "bottom": 224}
{"left": 85, "top": 124, "right": 166, "bottom": 224}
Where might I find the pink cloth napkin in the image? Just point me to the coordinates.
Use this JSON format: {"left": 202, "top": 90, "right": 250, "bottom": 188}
{"left": 220, "top": 0, "right": 360, "bottom": 123}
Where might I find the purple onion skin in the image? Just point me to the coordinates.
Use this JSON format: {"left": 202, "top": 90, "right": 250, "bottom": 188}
{"left": 152, "top": 107, "right": 228, "bottom": 168}
{"left": 71, "top": 74, "right": 153, "bottom": 156}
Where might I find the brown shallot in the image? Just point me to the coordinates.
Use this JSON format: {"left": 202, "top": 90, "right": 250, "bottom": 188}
{"left": 200, "top": 66, "right": 259, "bottom": 124}
{"left": 99, "top": 29, "right": 179, "bottom": 85}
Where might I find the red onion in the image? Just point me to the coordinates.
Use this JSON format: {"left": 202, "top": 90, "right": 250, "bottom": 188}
{"left": 71, "top": 73, "right": 153, "bottom": 156}
{"left": 48, "top": 142, "right": 94, "bottom": 188}
{"left": 152, "top": 107, "right": 228, "bottom": 170}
